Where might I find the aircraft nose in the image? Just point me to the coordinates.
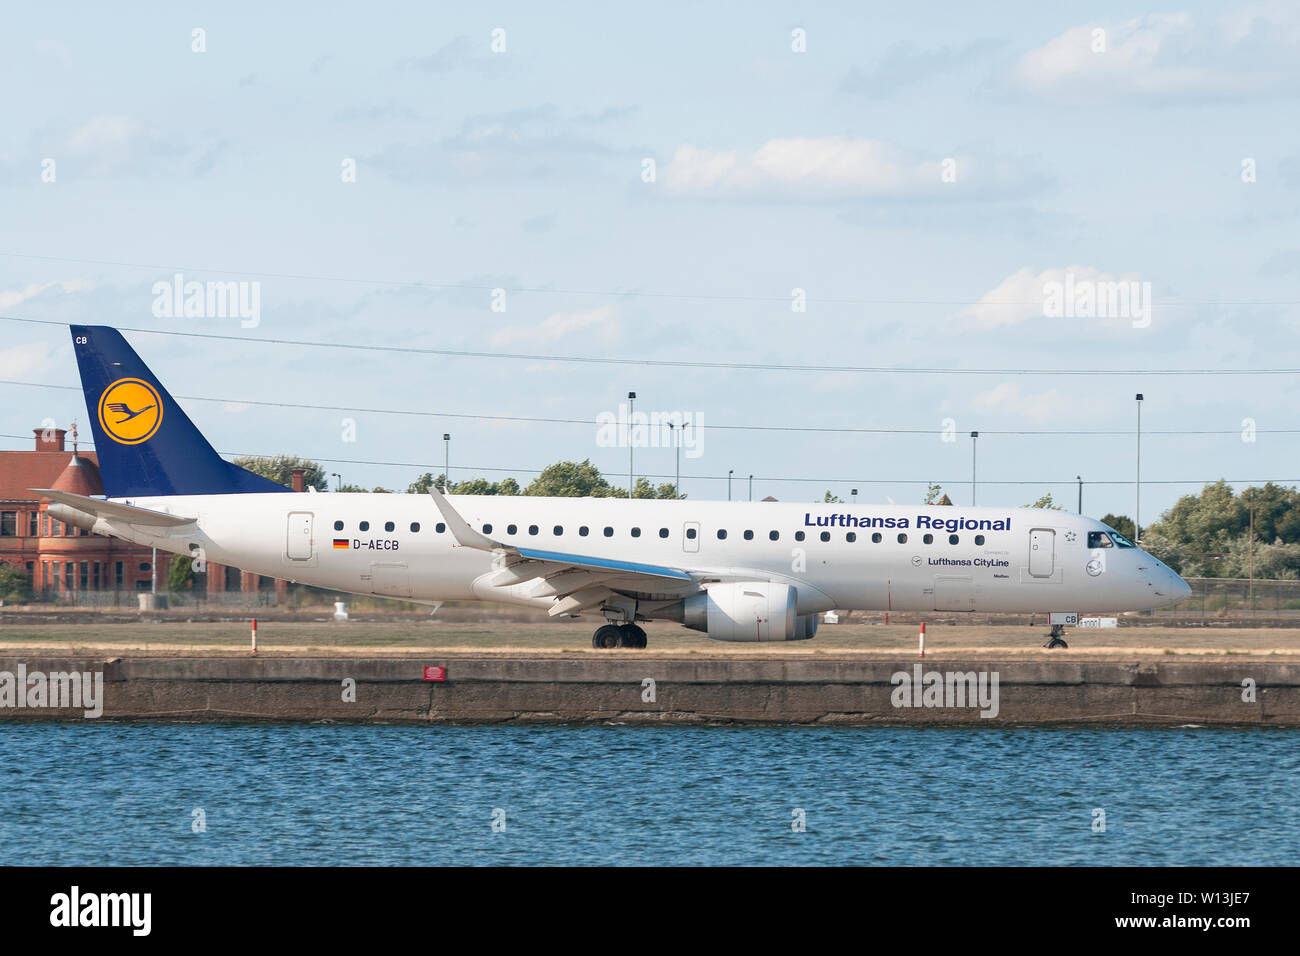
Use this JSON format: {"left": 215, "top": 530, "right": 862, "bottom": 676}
{"left": 1171, "top": 569, "right": 1192, "bottom": 601}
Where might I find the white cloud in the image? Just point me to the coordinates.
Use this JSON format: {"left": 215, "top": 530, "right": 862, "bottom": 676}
{"left": 0, "top": 341, "right": 56, "bottom": 378}
{"left": 962, "top": 266, "right": 1147, "bottom": 329}
{"left": 0, "top": 279, "right": 93, "bottom": 310}
{"left": 1015, "top": 11, "right": 1299, "bottom": 102}
{"left": 972, "top": 382, "right": 1072, "bottom": 424}
{"left": 491, "top": 305, "right": 617, "bottom": 347}
{"left": 662, "top": 137, "right": 1022, "bottom": 199}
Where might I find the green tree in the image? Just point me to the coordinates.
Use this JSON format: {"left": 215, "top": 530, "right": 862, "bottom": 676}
{"left": 1023, "top": 493, "right": 1065, "bottom": 510}
{"left": 819, "top": 491, "right": 843, "bottom": 504}
{"left": 232, "top": 455, "right": 328, "bottom": 490}
{"left": 924, "top": 483, "right": 945, "bottom": 505}
{"left": 0, "top": 562, "right": 31, "bottom": 603}
{"left": 525, "top": 460, "right": 615, "bottom": 497}
{"left": 632, "top": 477, "right": 680, "bottom": 499}
{"left": 452, "top": 477, "right": 520, "bottom": 496}
{"left": 1100, "top": 514, "right": 1136, "bottom": 540}
{"left": 166, "top": 555, "right": 194, "bottom": 593}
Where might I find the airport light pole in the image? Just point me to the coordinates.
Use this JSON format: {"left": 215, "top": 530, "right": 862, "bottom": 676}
{"left": 443, "top": 434, "right": 450, "bottom": 492}
{"left": 748, "top": 475, "right": 753, "bottom": 502}
{"left": 331, "top": 472, "right": 341, "bottom": 492}
{"left": 851, "top": 488, "right": 858, "bottom": 503}
{"left": 1135, "top": 394, "right": 1143, "bottom": 545}
{"left": 728, "top": 470, "right": 733, "bottom": 501}
{"left": 1076, "top": 475, "right": 1083, "bottom": 514}
{"left": 627, "top": 391, "right": 636, "bottom": 498}
{"left": 970, "top": 431, "right": 979, "bottom": 507}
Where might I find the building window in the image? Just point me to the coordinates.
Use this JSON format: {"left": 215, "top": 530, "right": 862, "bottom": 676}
{"left": 846, "top": 532, "right": 856, "bottom": 542}
{"left": 65, "top": 562, "right": 73, "bottom": 589}
{"left": 52, "top": 564, "right": 60, "bottom": 590}
{"left": 0, "top": 512, "right": 15, "bottom": 536}
{"left": 79, "top": 563, "right": 88, "bottom": 590}
{"left": 135, "top": 581, "right": 150, "bottom": 591}
{"left": 51, "top": 518, "right": 61, "bottom": 536}
{"left": 384, "top": 521, "right": 395, "bottom": 532}
{"left": 139, "top": 562, "right": 151, "bottom": 572}
{"left": 28, "top": 512, "right": 38, "bottom": 536}
{"left": 93, "top": 563, "right": 101, "bottom": 590}
{"left": 974, "top": 534, "right": 985, "bottom": 546}
{"left": 410, "top": 522, "right": 420, "bottom": 532}
{"left": 115, "top": 562, "right": 124, "bottom": 588}
{"left": 334, "top": 520, "right": 344, "bottom": 531}
{"left": 743, "top": 530, "right": 753, "bottom": 540}
{"left": 923, "top": 534, "right": 934, "bottom": 545}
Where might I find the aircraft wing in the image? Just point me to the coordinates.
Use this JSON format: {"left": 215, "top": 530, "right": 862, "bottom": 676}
{"left": 30, "top": 489, "right": 197, "bottom": 527}
{"left": 428, "top": 486, "right": 698, "bottom": 614}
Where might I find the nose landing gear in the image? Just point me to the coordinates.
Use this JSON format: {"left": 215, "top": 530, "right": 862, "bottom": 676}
{"left": 1043, "top": 624, "right": 1069, "bottom": 649}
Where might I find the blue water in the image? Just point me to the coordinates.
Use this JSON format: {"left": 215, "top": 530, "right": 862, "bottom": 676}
{"left": 0, "top": 724, "right": 1294, "bottom": 865}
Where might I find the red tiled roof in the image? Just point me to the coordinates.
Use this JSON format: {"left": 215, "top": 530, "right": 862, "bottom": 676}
{"left": 50, "top": 455, "right": 103, "bottom": 496}
{"left": 0, "top": 451, "right": 102, "bottom": 502}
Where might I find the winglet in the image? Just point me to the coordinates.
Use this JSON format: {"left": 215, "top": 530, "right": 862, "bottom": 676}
{"left": 428, "top": 485, "right": 509, "bottom": 551}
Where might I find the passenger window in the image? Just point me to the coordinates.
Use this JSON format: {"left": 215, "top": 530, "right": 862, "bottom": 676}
{"left": 897, "top": 533, "right": 908, "bottom": 544}
{"left": 659, "top": 528, "right": 669, "bottom": 538}
{"left": 483, "top": 524, "right": 493, "bottom": 534}
{"left": 743, "top": 530, "right": 754, "bottom": 540}
{"left": 795, "top": 531, "right": 805, "bottom": 541}
{"left": 410, "top": 522, "right": 420, "bottom": 532}
{"left": 553, "top": 526, "right": 563, "bottom": 535}
{"left": 384, "top": 521, "right": 395, "bottom": 532}
{"left": 846, "top": 532, "right": 856, "bottom": 543}
{"left": 507, "top": 524, "right": 518, "bottom": 535}
{"left": 528, "top": 525, "right": 539, "bottom": 535}
{"left": 436, "top": 522, "right": 446, "bottom": 534}
{"left": 717, "top": 529, "right": 727, "bottom": 540}
{"left": 579, "top": 526, "right": 589, "bottom": 537}
{"left": 819, "top": 531, "right": 830, "bottom": 542}
{"left": 333, "top": 520, "right": 344, "bottom": 531}
{"left": 923, "top": 534, "right": 934, "bottom": 545}
{"left": 631, "top": 527, "right": 641, "bottom": 537}
{"left": 359, "top": 521, "right": 370, "bottom": 532}
{"left": 872, "top": 532, "right": 882, "bottom": 543}
{"left": 686, "top": 528, "right": 697, "bottom": 539}
{"left": 604, "top": 527, "right": 614, "bottom": 537}
{"left": 949, "top": 534, "right": 959, "bottom": 545}
{"left": 769, "top": 530, "right": 779, "bottom": 541}
{"left": 974, "top": 534, "right": 985, "bottom": 546}
{"left": 1088, "top": 531, "right": 1114, "bottom": 548}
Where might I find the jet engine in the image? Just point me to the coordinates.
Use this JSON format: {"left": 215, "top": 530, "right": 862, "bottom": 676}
{"left": 680, "top": 581, "right": 810, "bottom": 641}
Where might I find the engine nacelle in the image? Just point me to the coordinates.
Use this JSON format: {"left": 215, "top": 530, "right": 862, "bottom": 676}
{"left": 682, "top": 582, "right": 798, "bottom": 641}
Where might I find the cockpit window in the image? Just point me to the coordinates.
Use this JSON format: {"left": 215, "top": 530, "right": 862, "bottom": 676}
{"left": 1087, "top": 531, "right": 1114, "bottom": 549}
{"left": 1107, "top": 529, "right": 1136, "bottom": 548}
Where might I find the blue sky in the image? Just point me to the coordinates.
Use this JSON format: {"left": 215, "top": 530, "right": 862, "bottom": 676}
{"left": 2, "top": 1, "right": 1298, "bottom": 522}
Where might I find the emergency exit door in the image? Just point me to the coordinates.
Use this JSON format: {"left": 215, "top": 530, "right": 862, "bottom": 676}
{"left": 287, "top": 512, "right": 314, "bottom": 560}
{"left": 1028, "top": 528, "right": 1055, "bottom": 577}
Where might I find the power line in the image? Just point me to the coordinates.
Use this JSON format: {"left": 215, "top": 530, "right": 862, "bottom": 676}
{"left": 3, "top": 314, "right": 1297, "bottom": 376}
{"left": 1, "top": 376, "right": 1295, "bottom": 437}
{"left": 3, "top": 431, "right": 1295, "bottom": 488}
{"left": 4, "top": 250, "right": 1299, "bottom": 307}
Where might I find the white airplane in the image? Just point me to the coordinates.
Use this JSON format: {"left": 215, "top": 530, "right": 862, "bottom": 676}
{"left": 38, "top": 325, "right": 1191, "bottom": 649}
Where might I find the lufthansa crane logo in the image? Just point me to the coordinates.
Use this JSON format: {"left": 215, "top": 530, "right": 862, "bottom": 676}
{"left": 98, "top": 378, "right": 163, "bottom": 445}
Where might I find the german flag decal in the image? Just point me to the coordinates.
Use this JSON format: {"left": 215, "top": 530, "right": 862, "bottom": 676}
{"left": 332, "top": 539, "right": 349, "bottom": 550}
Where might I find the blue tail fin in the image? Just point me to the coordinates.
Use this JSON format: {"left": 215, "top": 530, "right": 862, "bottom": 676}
{"left": 70, "top": 325, "right": 290, "bottom": 497}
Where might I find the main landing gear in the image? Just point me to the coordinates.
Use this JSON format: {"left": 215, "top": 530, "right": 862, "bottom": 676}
{"left": 1043, "top": 624, "right": 1069, "bottom": 649}
{"left": 592, "top": 623, "right": 647, "bottom": 649}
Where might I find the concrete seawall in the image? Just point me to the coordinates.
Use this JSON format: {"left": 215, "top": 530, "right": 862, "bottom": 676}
{"left": 1, "top": 655, "right": 1297, "bottom": 725}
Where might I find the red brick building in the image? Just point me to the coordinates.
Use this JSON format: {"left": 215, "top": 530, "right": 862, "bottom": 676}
{"left": 0, "top": 426, "right": 279, "bottom": 603}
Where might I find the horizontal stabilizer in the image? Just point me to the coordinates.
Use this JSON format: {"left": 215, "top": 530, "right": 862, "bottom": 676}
{"left": 30, "top": 489, "right": 196, "bottom": 527}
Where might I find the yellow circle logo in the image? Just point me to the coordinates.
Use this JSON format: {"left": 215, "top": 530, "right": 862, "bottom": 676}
{"left": 98, "top": 378, "right": 163, "bottom": 445}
